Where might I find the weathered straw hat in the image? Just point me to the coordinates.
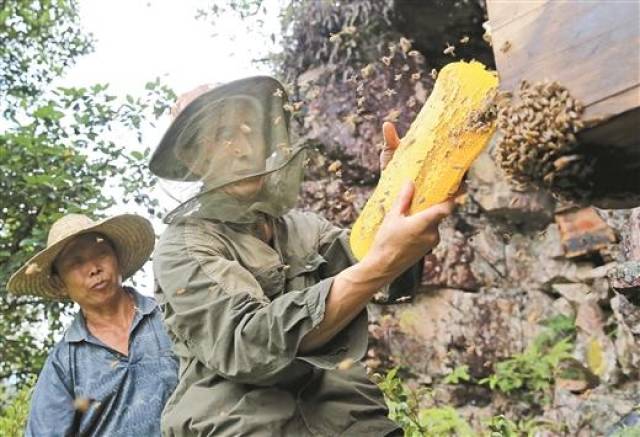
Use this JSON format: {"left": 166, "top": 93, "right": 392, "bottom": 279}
{"left": 7, "top": 214, "right": 155, "bottom": 300}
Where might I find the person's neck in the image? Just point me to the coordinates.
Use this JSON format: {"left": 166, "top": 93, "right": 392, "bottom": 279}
{"left": 82, "top": 287, "right": 134, "bottom": 332}
{"left": 255, "top": 214, "right": 273, "bottom": 245}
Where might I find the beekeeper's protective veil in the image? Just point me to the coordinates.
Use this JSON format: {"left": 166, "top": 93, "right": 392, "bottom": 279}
{"left": 149, "top": 76, "right": 307, "bottom": 224}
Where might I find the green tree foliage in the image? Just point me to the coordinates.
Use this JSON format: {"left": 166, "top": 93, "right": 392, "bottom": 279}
{"left": 0, "top": 0, "right": 91, "bottom": 103}
{"left": 0, "top": 379, "right": 33, "bottom": 437}
{"left": 0, "top": 0, "right": 175, "bottom": 393}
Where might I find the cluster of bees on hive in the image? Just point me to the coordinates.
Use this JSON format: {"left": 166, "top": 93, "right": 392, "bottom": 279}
{"left": 315, "top": 26, "right": 597, "bottom": 203}
{"left": 494, "top": 80, "right": 595, "bottom": 201}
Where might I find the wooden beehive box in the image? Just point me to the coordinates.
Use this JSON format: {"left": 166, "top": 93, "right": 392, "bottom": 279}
{"left": 486, "top": 0, "right": 640, "bottom": 207}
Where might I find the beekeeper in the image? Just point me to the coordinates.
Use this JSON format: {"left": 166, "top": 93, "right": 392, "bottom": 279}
{"left": 149, "top": 76, "right": 455, "bottom": 436}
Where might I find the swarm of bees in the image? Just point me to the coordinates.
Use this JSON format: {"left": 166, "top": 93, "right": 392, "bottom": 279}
{"left": 327, "top": 160, "right": 342, "bottom": 173}
{"left": 467, "top": 90, "right": 499, "bottom": 132}
{"left": 443, "top": 43, "right": 456, "bottom": 56}
{"left": 495, "top": 80, "right": 595, "bottom": 200}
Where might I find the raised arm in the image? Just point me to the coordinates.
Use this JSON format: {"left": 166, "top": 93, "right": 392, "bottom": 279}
{"left": 299, "top": 180, "right": 454, "bottom": 352}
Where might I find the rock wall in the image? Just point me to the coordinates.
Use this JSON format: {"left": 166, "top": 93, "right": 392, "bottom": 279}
{"left": 366, "top": 158, "right": 640, "bottom": 433}
{"left": 281, "top": 0, "right": 640, "bottom": 433}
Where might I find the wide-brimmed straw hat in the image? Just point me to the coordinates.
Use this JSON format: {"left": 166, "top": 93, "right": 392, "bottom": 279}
{"left": 7, "top": 214, "right": 155, "bottom": 300}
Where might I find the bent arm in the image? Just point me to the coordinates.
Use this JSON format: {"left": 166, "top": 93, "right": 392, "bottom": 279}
{"left": 299, "top": 257, "right": 392, "bottom": 352}
{"left": 154, "top": 225, "right": 365, "bottom": 385}
{"left": 300, "top": 181, "right": 454, "bottom": 352}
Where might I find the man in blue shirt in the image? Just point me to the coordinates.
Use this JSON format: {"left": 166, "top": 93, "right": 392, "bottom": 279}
{"left": 7, "top": 213, "right": 178, "bottom": 436}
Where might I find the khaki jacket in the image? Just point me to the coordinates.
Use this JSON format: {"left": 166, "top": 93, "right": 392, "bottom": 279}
{"left": 153, "top": 210, "right": 402, "bottom": 436}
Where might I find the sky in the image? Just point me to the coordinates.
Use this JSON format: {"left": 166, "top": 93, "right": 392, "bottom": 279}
{"left": 65, "top": 0, "right": 280, "bottom": 96}
{"left": 57, "top": 0, "right": 283, "bottom": 295}
{"left": 63, "top": 0, "right": 282, "bottom": 147}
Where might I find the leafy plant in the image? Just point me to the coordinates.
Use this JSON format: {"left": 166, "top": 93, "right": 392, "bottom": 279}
{"left": 378, "top": 367, "right": 474, "bottom": 436}
{"left": 377, "top": 367, "right": 572, "bottom": 436}
{"left": 479, "top": 316, "right": 576, "bottom": 404}
{"left": 443, "top": 365, "right": 471, "bottom": 385}
{"left": 377, "top": 367, "right": 427, "bottom": 435}
{"left": 0, "top": 379, "right": 33, "bottom": 437}
{"left": 418, "top": 406, "right": 474, "bottom": 437}
{"left": 482, "top": 414, "right": 564, "bottom": 437}
{"left": 483, "top": 414, "right": 520, "bottom": 436}
{"left": 480, "top": 337, "right": 572, "bottom": 394}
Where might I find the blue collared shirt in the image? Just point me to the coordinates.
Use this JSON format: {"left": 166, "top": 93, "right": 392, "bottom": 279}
{"left": 26, "top": 288, "right": 178, "bottom": 437}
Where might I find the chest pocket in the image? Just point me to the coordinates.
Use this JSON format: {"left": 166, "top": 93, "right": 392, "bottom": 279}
{"left": 253, "top": 264, "right": 287, "bottom": 299}
{"left": 285, "top": 253, "right": 327, "bottom": 291}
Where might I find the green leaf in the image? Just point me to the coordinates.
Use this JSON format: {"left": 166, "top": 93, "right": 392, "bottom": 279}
{"left": 33, "top": 104, "right": 64, "bottom": 121}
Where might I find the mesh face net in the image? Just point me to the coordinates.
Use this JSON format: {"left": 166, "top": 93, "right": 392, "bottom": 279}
{"left": 149, "top": 76, "right": 307, "bottom": 224}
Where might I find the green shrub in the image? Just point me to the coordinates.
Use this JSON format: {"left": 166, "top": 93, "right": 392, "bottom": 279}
{"left": 479, "top": 315, "right": 576, "bottom": 404}
{"left": 0, "top": 381, "right": 33, "bottom": 437}
{"left": 377, "top": 316, "right": 576, "bottom": 435}
{"left": 479, "top": 337, "right": 573, "bottom": 397}
{"left": 378, "top": 367, "right": 474, "bottom": 436}
{"left": 418, "top": 406, "right": 474, "bottom": 437}
{"left": 443, "top": 365, "right": 471, "bottom": 385}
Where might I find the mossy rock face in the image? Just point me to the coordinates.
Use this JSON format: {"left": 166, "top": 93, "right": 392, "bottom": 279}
{"left": 381, "top": 288, "right": 560, "bottom": 379}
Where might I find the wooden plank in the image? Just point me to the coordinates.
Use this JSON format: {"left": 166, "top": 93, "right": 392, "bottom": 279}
{"left": 580, "top": 107, "right": 640, "bottom": 150}
{"left": 488, "top": 0, "right": 550, "bottom": 31}
{"left": 486, "top": 0, "right": 640, "bottom": 120}
{"left": 588, "top": 85, "right": 640, "bottom": 120}
{"left": 486, "top": 0, "right": 640, "bottom": 207}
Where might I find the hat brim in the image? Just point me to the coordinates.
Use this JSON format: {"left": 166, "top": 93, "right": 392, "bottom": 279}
{"left": 149, "top": 76, "right": 289, "bottom": 181}
{"left": 6, "top": 214, "right": 155, "bottom": 300}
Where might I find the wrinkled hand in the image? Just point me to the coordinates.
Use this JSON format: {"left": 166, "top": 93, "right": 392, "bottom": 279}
{"left": 364, "top": 180, "right": 455, "bottom": 279}
{"left": 380, "top": 121, "right": 401, "bottom": 172}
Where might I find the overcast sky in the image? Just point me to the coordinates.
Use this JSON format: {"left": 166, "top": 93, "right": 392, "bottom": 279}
{"left": 62, "top": 0, "right": 282, "bottom": 153}
{"left": 65, "top": 0, "right": 279, "bottom": 94}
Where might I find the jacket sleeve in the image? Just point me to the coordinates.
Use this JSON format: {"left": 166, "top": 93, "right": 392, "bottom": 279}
{"left": 154, "top": 222, "right": 360, "bottom": 386}
{"left": 25, "top": 350, "right": 76, "bottom": 437}
{"left": 315, "top": 215, "right": 424, "bottom": 303}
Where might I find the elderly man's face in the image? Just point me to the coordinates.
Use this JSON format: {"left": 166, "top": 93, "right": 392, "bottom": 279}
{"left": 54, "top": 233, "right": 122, "bottom": 308}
